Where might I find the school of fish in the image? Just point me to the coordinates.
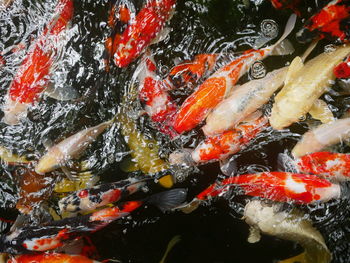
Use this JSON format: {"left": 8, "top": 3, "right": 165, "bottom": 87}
{"left": 0, "top": 0, "right": 350, "bottom": 262}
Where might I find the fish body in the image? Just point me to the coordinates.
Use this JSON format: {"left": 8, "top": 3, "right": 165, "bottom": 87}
{"left": 269, "top": 0, "right": 301, "bottom": 14}
{"left": 334, "top": 54, "right": 350, "bottom": 79}
{"left": 296, "top": 152, "right": 350, "bottom": 181}
{"left": 58, "top": 177, "right": 148, "bottom": 213}
{"left": 165, "top": 54, "right": 218, "bottom": 90}
{"left": 230, "top": 172, "right": 341, "bottom": 204}
{"left": 172, "top": 14, "right": 296, "bottom": 134}
{"left": 203, "top": 67, "right": 287, "bottom": 136}
{"left": 244, "top": 200, "right": 332, "bottom": 263}
{"left": 113, "top": 0, "right": 176, "bottom": 67}
{"left": 7, "top": 253, "right": 100, "bottom": 263}
{"left": 292, "top": 118, "right": 350, "bottom": 157}
{"left": 0, "top": 188, "right": 186, "bottom": 254}
{"left": 270, "top": 44, "right": 350, "bottom": 130}
{"left": 138, "top": 53, "right": 177, "bottom": 137}
{"left": 296, "top": 0, "right": 350, "bottom": 43}
{"left": 35, "top": 120, "right": 112, "bottom": 174}
{"left": 2, "top": 0, "right": 74, "bottom": 125}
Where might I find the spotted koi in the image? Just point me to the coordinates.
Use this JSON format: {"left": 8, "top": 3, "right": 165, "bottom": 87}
{"left": 7, "top": 253, "right": 100, "bottom": 263}
{"left": 113, "top": 0, "right": 176, "bottom": 67}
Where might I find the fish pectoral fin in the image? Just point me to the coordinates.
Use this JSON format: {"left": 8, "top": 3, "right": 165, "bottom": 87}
{"left": 150, "top": 26, "right": 171, "bottom": 46}
{"left": 278, "top": 252, "right": 306, "bottom": 263}
{"left": 309, "top": 99, "right": 335, "bottom": 124}
{"left": 284, "top": 56, "right": 304, "bottom": 86}
{"left": 270, "top": 39, "right": 295, "bottom": 56}
{"left": 45, "top": 82, "right": 80, "bottom": 101}
{"left": 247, "top": 226, "right": 261, "bottom": 243}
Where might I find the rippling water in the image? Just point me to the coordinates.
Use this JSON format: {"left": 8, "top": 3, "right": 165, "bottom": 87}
{"left": 1, "top": 0, "right": 350, "bottom": 262}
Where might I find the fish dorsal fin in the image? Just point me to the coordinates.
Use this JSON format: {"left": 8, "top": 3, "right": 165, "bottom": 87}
{"left": 284, "top": 56, "right": 303, "bottom": 86}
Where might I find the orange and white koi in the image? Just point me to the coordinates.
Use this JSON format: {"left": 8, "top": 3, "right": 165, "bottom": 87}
{"left": 170, "top": 114, "right": 268, "bottom": 165}
{"left": 113, "top": 0, "right": 176, "bottom": 67}
{"left": 0, "top": 189, "right": 186, "bottom": 254}
{"left": 2, "top": 0, "right": 74, "bottom": 125}
{"left": 292, "top": 118, "right": 350, "bottom": 158}
{"left": 165, "top": 54, "right": 218, "bottom": 90}
{"left": 295, "top": 152, "right": 350, "bottom": 181}
{"left": 138, "top": 53, "right": 177, "bottom": 137}
{"left": 7, "top": 253, "right": 100, "bottom": 263}
{"left": 296, "top": 0, "right": 350, "bottom": 43}
{"left": 172, "top": 14, "right": 296, "bottom": 134}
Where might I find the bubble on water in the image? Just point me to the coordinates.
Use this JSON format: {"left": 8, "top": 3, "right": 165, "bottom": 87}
{"left": 249, "top": 60, "right": 266, "bottom": 79}
{"left": 260, "top": 19, "right": 278, "bottom": 39}
{"left": 325, "top": 44, "right": 336, "bottom": 53}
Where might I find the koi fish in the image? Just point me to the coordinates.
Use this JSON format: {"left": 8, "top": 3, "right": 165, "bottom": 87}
{"left": 270, "top": 44, "right": 350, "bottom": 130}
{"left": 165, "top": 54, "right": 218, "bottom": 90}
{"left": 172, "top": 14, "right": 296, "bottom": 134}
{"left": 7, "top": 253, "right": 101, "bottom": 263}
{"left": 170, "top": 114, "right": 268, "bottom": 165}
{"left": 2, "top": 0, "right": 74, "bottom": 125}
{"left": 118, "top": 83, "right": 174, "bottom": 188}
{"left": 58, "top": 177, "right": 148, "bottom": 213}
{"left": 296, "top": 0, "right": 350, "bottom": 43}
{"left": 292, "top": 118, "right": 350, "bottom": 158}
{"left": 295, "top": 152, "right": 350, "bottom": 181}
{"left": 334, "top": 54, "right": 350, "bottom": 79}
{"left": 269, "top": 0, "right": 301, "bottom": 15}
{"left": 244, "top": 200, "right": 332, "bottom": 263}
{"left": 137, "top": 52, "right": 178, "bottom": 137}
{"left": 0, "top": 189, "right": 187, "bottom": 254}
{"left": 113, "top": 0, "right": 176, "bottom": 67}
{"left": 35, "top": 120, "right": 113, "bottom": 175}
{"left": 203, "top": 41, "right": 319, "bottom": 136}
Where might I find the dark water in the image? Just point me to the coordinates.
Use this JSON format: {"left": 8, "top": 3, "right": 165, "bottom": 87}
{"left": 0, "top": 0, "right": 350, "bottom": 262}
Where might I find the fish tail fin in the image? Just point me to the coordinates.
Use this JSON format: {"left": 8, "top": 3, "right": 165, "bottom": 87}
{"left": 277, "top": 152, "right": 298, "bottom": 173}
{"left": 270, "top": 13, "right": 297, "bottom": 56}
{"left": 147, "top": 188, "right": 187, "bottom": 212}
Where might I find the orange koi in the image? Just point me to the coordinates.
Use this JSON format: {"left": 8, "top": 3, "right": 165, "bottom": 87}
{"left": 296, "top": 152, "right": 350, "bottom": 181}
{"left": 172, "top": 14, "right": 296, "bottom": 134}
{"left": 7, "top": 253, "right": 100, "bottom": 263}
{"left": 138, "top": 53, "right": 178, "bottom": 137}
{"left": 296, "top": 0, "right": 350, "bottom": 43}
{"left": 170, "top": 114, "right": 268, "bottom": 165}
{"left": 2, "top": 0, "right": 74, "bottom": 125}
{"left": 113, "top": 0, "right": 176, "bottom": 67}
{"left": 165, "top": 54, "right": 218, "bottom": 90}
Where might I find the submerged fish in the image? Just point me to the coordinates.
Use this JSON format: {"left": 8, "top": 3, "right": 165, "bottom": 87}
{"left": 292, "top": 117, "right": 350, "bottom": 158}
{"left": 269, "top": 0, "right": 301, "bottom": 15}
{"left": 296, "top": 152, "right": 350, "bottom": 181}
{"left": 172, "top": 14, "right": 296, "bottom": 134}
{"left": 2, "top": 0, "right": 74, "bottom": 125}
{"left": 270, "top": 44, "right": 350, "bottom": 130}
{"left": 118, "top": 84, "right": 174, "bottom": 188}
{"left": 113, "top": 0, "right": 176, "bottom": 67}
{"left": 244, "top": 200, "right": 332, "bottom": 263}
{"left": 137, "top": 52, "right": 178, "bottom": 137}
{"left": 58, "top": 177, "right": 148, "bottom": 213}
{"left": 0, "top": 189, "right": 186, "bottom": 254}
{"left": 170, "top": 113, "right": 268, "bottom": 165}
{"left": 7, "top": 253, "right": 101, "bottom": 263}
{"left": 296, "top": 0, "right": 350, "bottom": 43}
{"left": 334, "top": 54, "right": 350, "bottom": 79}
{"left": 35, "top": 120, "right": 113, "bottom": 175}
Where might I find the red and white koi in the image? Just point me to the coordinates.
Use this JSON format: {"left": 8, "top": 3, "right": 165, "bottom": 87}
{"left": 334, "top": 54, "right": 350, "bottom": 79}
{"left": 113, "top": 0, "right": 176, "bottom": 67}
{"left": 295, "top": 152, "right": 350, "bottom": 181}
{"left": 2, "top": 0, "right": 74, "bottom": 125}
{"left": 170, "top": 114, "right": 268, "bottom": 165}
{"left": 7, "top": 253, "right": 101, "bottom": 263}
{"left": 58, "top": 177, "right": 148, "bottom": 213}
{"left": 172, "top": 14, "right": 296, "bottom": 134}
{"left": 292, "top": 117, "right": 350, "bottom": 158}
{"left": 296, "top": 0, "right": 350, "bottom": 43}
{"left": 137, "top": 52, "right": 177, "bottom": 137}
{"left": 0, "top": 189, "right": 186, "bottom": 254}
